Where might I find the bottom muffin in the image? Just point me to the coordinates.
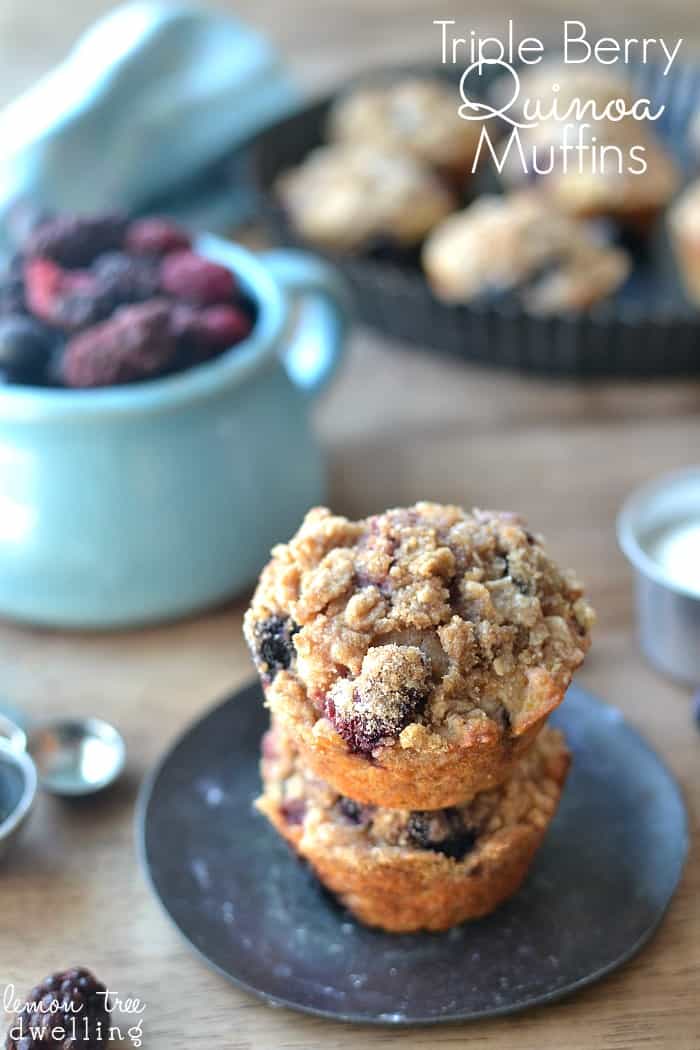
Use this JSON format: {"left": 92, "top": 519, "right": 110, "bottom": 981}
{"left": 256, "top": 724, "right": 570, "bottom": 933}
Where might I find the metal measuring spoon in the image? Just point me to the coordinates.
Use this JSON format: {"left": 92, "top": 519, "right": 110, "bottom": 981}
{"left": 26, "top": 718, "right": 126, "bottom": 797}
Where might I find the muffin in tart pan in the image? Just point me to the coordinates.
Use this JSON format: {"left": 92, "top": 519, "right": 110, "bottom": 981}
{"left": 244, "top": 503, "right": 593, "bottom": 809}
{"left": 249, "top": 62, "right": 700, "bottom": 376}
{"left": 257, "top": 721, "right": 571, "bottom": 933}
{"left": 327, "top": 76, "right": 483, "bottom": 182}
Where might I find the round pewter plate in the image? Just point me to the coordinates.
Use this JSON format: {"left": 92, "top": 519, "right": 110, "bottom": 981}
{"left": 137, "top": 683, "right": 688, "bottom": 1025}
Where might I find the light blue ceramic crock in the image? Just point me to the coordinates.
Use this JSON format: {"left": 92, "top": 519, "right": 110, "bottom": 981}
{"left": 0, "top": 237, "right": 350, "bottom": 628}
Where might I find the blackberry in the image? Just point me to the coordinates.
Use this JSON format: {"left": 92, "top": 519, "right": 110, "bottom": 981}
{"left": 125, "top": 217, "right": 191, "bottom": 256}
{"left": 0, "top": 316, "right": 56, "bottom": 384}
{"left": 159, "top": 250, "right": 236, "bottom": 306}
{"left": 252, "top": 616, "right": 299, "bottom": 683}
{"left": 5, "top": 967, "right": 111, "bottom": 1049}
{"left": 407, "top": 810, "right": 477, "bottom": 861}
{"left": 61, "top": 300, "right": 178, "bottom": 388}
{"left": 0, "top": 256, "right": 27, "bottom": 317}
{"left": 25, "top": 213, "right": 128, "bottom": 267}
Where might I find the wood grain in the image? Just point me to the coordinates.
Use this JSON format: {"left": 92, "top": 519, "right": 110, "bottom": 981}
{"left": 0, "top": 3, "right": 699, "bottom": 1048}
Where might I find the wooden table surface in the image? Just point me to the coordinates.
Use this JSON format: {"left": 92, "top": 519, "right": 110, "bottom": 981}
{"left": 0, "top": 3, "right": 699, "bottom": 1048}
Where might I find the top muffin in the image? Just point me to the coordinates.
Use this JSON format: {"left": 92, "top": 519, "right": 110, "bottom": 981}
{"left": 245, "top": 503, "right": 594, "bottom": 808}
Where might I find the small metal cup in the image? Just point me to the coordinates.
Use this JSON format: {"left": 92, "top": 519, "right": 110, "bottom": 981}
{"left": 0, "top": 739, "right": 37, "bottom": 860}
{"left": 618, "top": 467, "right": 700, "bottom": 685}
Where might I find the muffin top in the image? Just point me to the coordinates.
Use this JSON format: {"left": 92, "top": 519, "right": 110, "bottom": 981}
{"left": 261, "top": 720, "right": 569, "bottom": 860}
{"left": 245, "top": 503, "right": 594, "bottom": 755}
{"left": 328, "top": 76, "right": 482, "bottom": 172}
{"left": 423, "top": 191, "right": 630, "bottom": 313}
{"left": 276, "top": 143, "right": 455, "bottom": 252}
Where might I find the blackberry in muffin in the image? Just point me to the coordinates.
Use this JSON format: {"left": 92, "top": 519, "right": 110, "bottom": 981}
{"left": 257, "top": 722, "right": 571, "bottom": 932}
{"left": 245, "top": 503, "right": 593, "bottom": 809}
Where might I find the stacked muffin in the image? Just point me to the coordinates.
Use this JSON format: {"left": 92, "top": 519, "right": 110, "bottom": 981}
{"left": 245, "top": 503, "right": 594, "bottom": 932}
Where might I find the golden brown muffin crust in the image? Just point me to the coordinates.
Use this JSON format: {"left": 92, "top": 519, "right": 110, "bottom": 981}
{"left": 257, "top": 724, "right": 571, "bottom": 932}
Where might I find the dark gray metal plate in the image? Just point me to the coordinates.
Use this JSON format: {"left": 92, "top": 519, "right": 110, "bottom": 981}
{"left": 137, "top": 683, "right": 688, "bottom": 1024}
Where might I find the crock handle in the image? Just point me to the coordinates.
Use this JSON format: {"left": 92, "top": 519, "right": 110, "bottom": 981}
{"left": 0, "top": 713, "right": 27, "bottom": 753}
{"left": 261, "top": 249, "right": 352, "bottom": 397}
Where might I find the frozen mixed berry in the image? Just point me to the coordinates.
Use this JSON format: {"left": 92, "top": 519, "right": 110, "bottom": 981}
{"left": 24, "top": 258, "right": 95, "bottom": 329}
{"left": 159, "top": 250, "right": 236, "bottom": 306}
{"left": 406, "top": 810, "right": 477, "bottom": 860}
{"left": 25, "top": 213, "right": 127, "bottom": 267}
{"left": 0, "top": 316, "right": 56, "bottom": 384}
{"left": 4, "top": 967, "right": 111, "bottom": 1050}
{"left": 0, "top": 256, "right": 27, "bottom": 317}
{"left": 198, "top": 304, "right": 252, "bottom": 350}
{"left": 125, "top": 217, "right": 191, "bottom": 256}
{"left": 171, "top": 303, "right": 253, "bottom": 365}
{"left": 61, "top": 300, "right": 177, "bottom": 388}
{"left": 250, "top": 616, "right": 300, "bottom": 683}
{"left": 325, "top": 645, "right": 430, "bottom": 754}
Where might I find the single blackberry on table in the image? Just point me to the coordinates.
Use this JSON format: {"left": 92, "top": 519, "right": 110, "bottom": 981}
{"left": 61, "top": 300, "right": 178, "bottom": 388}
{"left": 5, "top": 967, "right": 111, "bottom": 1049}
{"left": 0, "top": 316, "right": 57, "bottom": 384}
{"left": 25, "top": 213, "right": 128, "bottom": 268}
{"left": 251, "top": 616, "right": 300, "bottom": 683}
{"left": 407, "top": 810, "right": 477, "bottom": 861}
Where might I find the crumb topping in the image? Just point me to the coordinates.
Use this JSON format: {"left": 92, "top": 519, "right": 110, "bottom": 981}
{"left": 244, "top": 503, "right": 594, "bottom": 752}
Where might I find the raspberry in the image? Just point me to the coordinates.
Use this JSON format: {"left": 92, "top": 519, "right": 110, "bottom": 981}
{"left": 24, "top": 254, "right": 159, "bottom": 332}
{"left": 62, "top": 300, "right": 177, "bottom": 388}
{"left": 25, "top": 213, "right": 127, "bottom": 267}
{"left": 24, "top": 258, "right": 95, "bottom": 329}
{"left": 159, "top": 250, "right": 236, "bottom": 306}
{"left": 4, "top": 966, "right": 111, "bottom": 1050}
{"left": 125, "top": 217, "right": 191, "bottom": 256}
{"left": 250, "top": 616, "right": 299, "bottom": 684}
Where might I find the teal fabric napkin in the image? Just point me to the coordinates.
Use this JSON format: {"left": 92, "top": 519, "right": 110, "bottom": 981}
{"left": 0, "top": 1, "right": 297, "bottom": 250}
